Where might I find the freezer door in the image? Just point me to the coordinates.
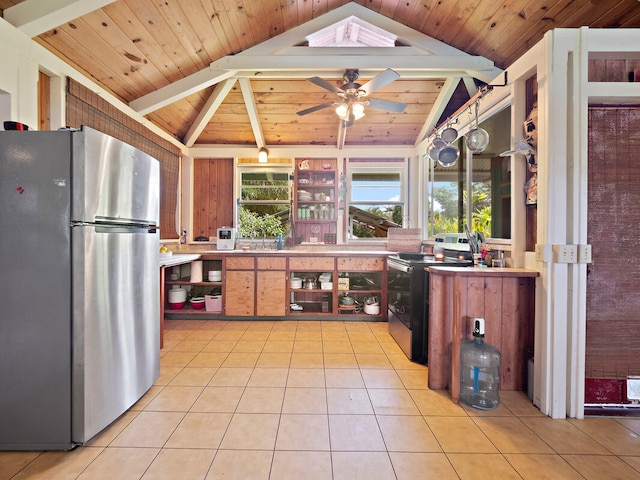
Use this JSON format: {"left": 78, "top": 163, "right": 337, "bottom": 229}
{"left": 71, "top": 224, "right": 160, "bottom": 443}
{"left": 71, "top": 126, "right": 159, "bottom": 224}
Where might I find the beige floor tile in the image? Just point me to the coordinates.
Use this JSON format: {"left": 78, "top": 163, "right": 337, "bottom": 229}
{"left": 282, "top": 387, "right": 328, "bottom": 414}
{"left": 268, "top": 331, "right": 296, "bottom": 341}
{"left": 346, "top": 332, "right": 378, "bottom": 342}
{"left": 231, "top": 339, "right": 266, "bottom": 352}
{"left": 160, "top": 351, "right": 197, "bottom": 367}
{"left": 290, "top": 352, "right": 324, "bottom": 368}
{"left": 327, "top": 388, "right": 374, "bottom": 414}
{"left": 293, "top": 340, "right": 324, "bottom": 353}
{"left": 262, "top": 339, "right": 294, "bottom": 352}
{"left": 620, "top": 455, "right": 640, "bottom": 472}
{"left": 76, "top": 447, "right": 159, "bottom": 480}
{"left": 190, "top": 386, "right": 244, "bottom": 412}
{"left": 154, "top": 365, "right": 182, "bottom": 386}
{"left": 323, "top": 352, "right": 358, "bottom": 368}
{"left": 325, "top": 368, "right": 364, "bottom": 388}
{"left": 185, "top": 330, "right": 220, "bottom": 341}
{"left": 172, "top": 339, "right": 208, "bottom": 352}
{"left": 208, "top": 367, "right": 253, "bottom": 386}
{"left": 247, "top": 367, "right": 289, "bottom": 387}
{"left": 447, "top": 453, "right": 521, "bottom": 479}
{"left": 131, "top": 385, "right": 163, "bottom": 410}
{"left": 270, "top": 450, "right": 332, "bottom": 480}
{"left": 296, "top": 321, "right": 322, "bottom": 332}
{"left": 368, "top": 388, "right": 421, "bottom": 415}
{"left": 10, "top": 447, "right": 103, "bottom": 480}
{"left": 396, "top": 369, "right": 429, "bottom": 390}
{"left": 328, "top": 414, "right": 386, "bottom": 451}
{"left": 361, "top": 369, "right": 405, "bottom": 388}
{"left": 322, "top": 331, "right": 350, "bottom": 342}
{"left": 351, "top": 341, "right": 384, "bottom": 354}
{"left": 201, "top": 340, "right": 237, "bottom": 353}
{"left": 168, "top": 367, "right": 216, "bottom": 386}
{"left": 569, "top": 417, "right": 640, "bottom": 456}
{"left": 295, "top": 331, "right": 323, "bottom": 341}
{"left": 322, "top": 341, "right": 353, "bottom": 353}
{"left": 110, "top": 411, "right": 185, "bottom": 448}
{"left": 377, "top": 415, "right": 442, "bottom": 452}
{"left": 409, "top": 388, "right": 468, "bottom": 416}
{"left": 473, "top": 417, "right": 554, "bottom": 454}
{"left": 220, "top": 352, "right": 260, "bottom": 368}
{"left": 389, "top": 452, "right": 460, "bottom": 480}
{"left": 461, "top": 400, "right": 514, "bottom": 417}
{"left": 255, "top": 352, "right": 292, "bottom": 367}
{"left": 236, "top": 386, "right": 285, "bottom": 413}
{"left": 500, "top": 390, "right": 545, "bottom": 416}
{"left": 355, "top": 353, "right": 393, "bottom": 369}
{"left": 219, "top": 413, "right": 280, "bottom": 450}
{"left": 615, "top": 417, "right": 640, "bottom": 435}
{"left": 287, "top": 368, "right": 325, "bottom": 387}
{"left": 187, "top": 352, "right": 228, "bottom": 368}
{"left": 562, "top": 453, "right": 640, "bottom": 479}
{"left": 165, "top": 412, "right": 232, "bottom": 449}
{"left": 332, "top": 451, "right": 396, "bottom": 480}
{"left": 141, "top": 448, "right": 215, "bottom": 480}
{"left": 503, "top": 453, "right": 584, "bottom": 479}
{"left": 426, "top": 417, "right": 498, "bottom": 453}
{"left": 271, "top": 320, "right": 298, "bottom": 331}
{"left": 240, "top": 330, "right": 270, "bottom": 341}
{"left": 144, "top": 385, "right": 203, "bottom": 412}
{"left": 213, "top": 330, "right": 245, "bottom": 341}
{"left": 206, "top": 450, "right": 272, "bottom": 480}
{"left": 86, "top": 410, "right": 139, "bottom": 447}
{"left": 386, "top": 353, "right": 426, "bottom": 370}
{"left": 276, "top": 414, "right": 330, "bottom": 450}
{"left": 521, "top": 416, "right": 611, "bottom": 455}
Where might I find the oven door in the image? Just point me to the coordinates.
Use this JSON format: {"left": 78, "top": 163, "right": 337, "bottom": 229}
{"left": 387, "top": 259, "right": 416, "bottom": 360}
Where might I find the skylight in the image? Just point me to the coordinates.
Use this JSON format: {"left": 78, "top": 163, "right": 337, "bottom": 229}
{"left": 306, "top": 15, "right": 397, "bottom": 47}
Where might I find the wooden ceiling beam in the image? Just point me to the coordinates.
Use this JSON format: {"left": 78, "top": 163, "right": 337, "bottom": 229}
{"left": 4, "top": 0, "right": 116, "bottom": 37}
{"left": 238, "top": 78, "right": 265, "bottom": 148}
{"left": 183, "top": 78, "right": 236, "bottom": 148}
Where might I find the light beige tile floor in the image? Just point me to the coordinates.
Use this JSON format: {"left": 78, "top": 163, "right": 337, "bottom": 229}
{"left": 2, "top": 319, "right": 640, "bottom": 480}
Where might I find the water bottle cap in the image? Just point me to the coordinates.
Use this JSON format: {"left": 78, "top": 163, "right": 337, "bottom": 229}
{"left": 473, "top": 317, "right": 485, "bottom": 337}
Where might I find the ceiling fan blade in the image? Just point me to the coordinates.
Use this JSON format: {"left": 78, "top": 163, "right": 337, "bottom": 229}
{"left": 296, "top": 102, "right": 335, "bottom": 116}
{"left": 359, "top": 68, "right": 400, "bottom": 96}
{"left": 367, "top": 97, "right": 407, "bottom": 113}
{"left": 307, "top": 76, "right": 343, "bottom": 94}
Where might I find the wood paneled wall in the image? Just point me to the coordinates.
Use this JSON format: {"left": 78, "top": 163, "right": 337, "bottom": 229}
{"left": 65, "top": 78, "right": 181, "bottom": 238}
{"left": 193, "top": 158, "right": 234, "bottom": 239}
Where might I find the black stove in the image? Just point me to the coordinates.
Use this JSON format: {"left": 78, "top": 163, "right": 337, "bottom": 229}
{"left": 387, "top": 249, "right": 472, "bottom": 364}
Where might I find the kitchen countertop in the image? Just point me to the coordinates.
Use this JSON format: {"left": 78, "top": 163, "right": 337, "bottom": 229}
{"left": 427, "top": 266, "right": 539, "bottom": 277}
{"left": 159, "top": 253, "right": 201, "bottom": 267}
{"left": 166, "top": 244, "right": 394, "bottom": 256}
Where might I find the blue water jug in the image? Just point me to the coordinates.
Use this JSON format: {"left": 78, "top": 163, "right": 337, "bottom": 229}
{"left": 460, "top": 318, "right": 501, "bottom": 410}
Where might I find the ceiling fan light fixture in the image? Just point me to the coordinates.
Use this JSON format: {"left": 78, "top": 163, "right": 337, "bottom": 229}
{"left": 336, "top": 103, "right": 349, "bottom": 120}
{"left": 352, "top": 102, "right": 365, "bottom": 120}
{"left": 258, "top": 146, "right": 269, "bottom": 163}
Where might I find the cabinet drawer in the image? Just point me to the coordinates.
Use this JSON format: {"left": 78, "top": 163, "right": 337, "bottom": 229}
{"left": 257, "top": 256, "right": 286, "bottom": 270}
{"left": 337, "top": 257, "right": 385, "bottom": 271}
{"left": 225, "top": 256, "right": 255, "bottom": 270}
{"left": 289, "top": 256, "right": 335, "bottom": 271}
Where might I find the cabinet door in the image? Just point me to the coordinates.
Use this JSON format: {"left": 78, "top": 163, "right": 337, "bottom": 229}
{"left": 337, "top": 257, "right": 385, "bottom": 271}
{"left": 224, "top": 270, "right": 255, "bottom": 316}
{"left": 256, "top": 270, "right": 286, "bottom": 316}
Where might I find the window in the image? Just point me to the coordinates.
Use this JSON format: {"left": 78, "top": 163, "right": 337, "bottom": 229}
{"left": 237, "top": 166, "right": 292, "bottom": 238}
{"left": 347, "top": 161, "right": 406, "bottom": 239}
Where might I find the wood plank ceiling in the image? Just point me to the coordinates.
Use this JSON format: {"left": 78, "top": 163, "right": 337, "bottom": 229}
{"left": 2, "top": 0, "right": 640, "bottom": 149}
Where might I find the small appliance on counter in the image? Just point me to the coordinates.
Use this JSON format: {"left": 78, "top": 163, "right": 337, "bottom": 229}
{"left": 216, "top": 227, "right": 237, "bottom": 250}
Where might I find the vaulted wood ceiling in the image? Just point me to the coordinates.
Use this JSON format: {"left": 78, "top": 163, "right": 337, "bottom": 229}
{"left": 2, "top": 0, "right": 640, "bottom": 149}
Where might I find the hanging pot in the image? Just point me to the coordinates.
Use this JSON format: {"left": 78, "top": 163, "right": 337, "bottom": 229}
{"left": 428, "top": 136, "right": 446, "bottom": 162}
{"left": 441, "top": 126, "right": 458, "bottom": 143}
{"left": 437, "top": 145, "right": 459, "bottom": 167}
{"left": 465, "top": 127, "right": 489, "bottom": 153}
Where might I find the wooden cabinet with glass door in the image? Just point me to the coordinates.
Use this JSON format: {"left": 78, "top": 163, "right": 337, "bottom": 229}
{"left": 293, "top": 158, "right": 338, "bottom": 245}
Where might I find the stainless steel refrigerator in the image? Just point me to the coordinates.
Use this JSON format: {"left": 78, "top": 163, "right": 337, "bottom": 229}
{"left": 0, "top": 126, "right": 160, "bottom": 450}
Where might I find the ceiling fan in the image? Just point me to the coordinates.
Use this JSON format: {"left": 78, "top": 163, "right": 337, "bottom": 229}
{"left": 296, "top": 68, "right": 407, "bottom": 126}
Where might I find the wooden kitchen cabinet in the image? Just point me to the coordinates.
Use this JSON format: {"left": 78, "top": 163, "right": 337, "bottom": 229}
{"left": 336, "top": 255, "right": 386, "bottom": 317}
{"left": 256, "top": 257, "right": 287, "bottom": 316}
{"left": 224, "top": 256, "right": 255, "bottom": 316}
{"left": 427, "top": 267, "right": 538, "bottom": 404}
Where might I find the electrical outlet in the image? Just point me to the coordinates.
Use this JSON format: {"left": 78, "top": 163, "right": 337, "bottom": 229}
{"left": 578, "top": 244, "right": 592, "bottom": 263}
{"left": 535, "top": 244, "right": 552, "bottom": 262}
{"left": 553, "top": 244, "right": 577, "bottom": 263}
